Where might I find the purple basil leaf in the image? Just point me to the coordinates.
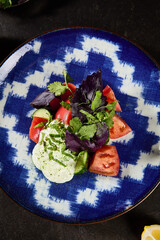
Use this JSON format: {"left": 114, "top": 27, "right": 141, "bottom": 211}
{"left": 65, "top": 122, "right": 108, "bottom": 153}
{"left": 92, "top": 122, "right": 109, "bottom": 147}
{"left": 71, "top": 69, "right": 106, "bottom": 122}
{"left": 65, "top": 130, "right": 88, "bottom": 152}
{"left": 30, "top": 89, "right": 60, "bottom": 112}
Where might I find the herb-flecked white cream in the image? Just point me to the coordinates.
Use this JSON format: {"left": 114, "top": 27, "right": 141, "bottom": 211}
{"left": 32, "top": 120, "right": 76, "bottom": 183}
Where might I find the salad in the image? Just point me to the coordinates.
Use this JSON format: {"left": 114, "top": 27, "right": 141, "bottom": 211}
{"left": 29, "top": 69, "right": 132, "bottom": 183}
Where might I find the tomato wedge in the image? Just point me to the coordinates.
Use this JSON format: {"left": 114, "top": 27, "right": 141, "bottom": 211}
{"left": 103, "top": 85, "right": 122, "bottom": 112}
{"left": 29, "top": 117, "right": 48, "bottom": 143}
{"left": 54, "top": 99, "right": 72, "bottom": 125}
{"left": 61, "top": 83, "right": 76, "bottom": 101}
{"left": 49, "top": 97, "right": 60, "bottom": 111}
{"left": 89, "top": 145, "right": 120, "bottom": 176}
{"left": 109, "top": 113, "right": 132, "bottom": 139}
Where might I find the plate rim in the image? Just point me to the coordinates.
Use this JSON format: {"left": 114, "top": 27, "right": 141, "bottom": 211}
{"left": 0, "top": 26, "right": 159, "bottom": 70}
{"left": 0, "top": 176, "right": 160, "bottom": 225}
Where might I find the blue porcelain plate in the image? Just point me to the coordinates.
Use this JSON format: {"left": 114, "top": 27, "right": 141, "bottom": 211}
{"left": 0, "top": 28, "right": 160, "bottom": 224}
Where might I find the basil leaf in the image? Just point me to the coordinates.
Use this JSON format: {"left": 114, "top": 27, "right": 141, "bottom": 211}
{"left": 78, "top": 124, "right": 97, "bottom": 140}
{"left": 80, "top": 109, "right": 96, "bottom": 123}
{"left": 106, "top": 100, "right": 118, "bottom": 111}
{"left": 60, "top": 101, "right": 71, "bottom": 110}
{"left": 69, "top": 117, "right": 82, "bottom": 133}
{"left": 91, "top": 90, "right": 102, "bottom": 111}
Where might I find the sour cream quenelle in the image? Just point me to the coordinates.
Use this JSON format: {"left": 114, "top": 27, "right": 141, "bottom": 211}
{"left": 32, "top": 120, "right": 76, "bottom": 183}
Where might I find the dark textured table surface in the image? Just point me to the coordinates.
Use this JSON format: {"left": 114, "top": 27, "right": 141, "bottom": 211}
{"left": 0, "top": 0, "right": 160, "bottom": 239}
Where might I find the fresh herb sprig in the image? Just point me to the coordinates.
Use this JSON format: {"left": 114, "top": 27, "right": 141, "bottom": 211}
{"left": 91, "top": 90, "right": 102, "bottom": 111}
{"left": 68, "top": 91, "right": 117, "bottom": 141}
{"left": 47, "top": 70, "right": 74, "bottom": 110}
{"left": 60, "top": 100, "right": 71, "bottom": 110}
{"left": 95, "top": 100, "right": 118, "bottom": 128}
{"left": 0, "top": 0, "right": 12, "bottom": 8}
{"left": 48, "top": 70, "right": 74, "bottom": 97}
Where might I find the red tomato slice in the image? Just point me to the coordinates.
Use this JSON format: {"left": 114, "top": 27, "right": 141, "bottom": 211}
{"left": 60, "top": 83, "right": 76, "bottom": 101}
{"left": 89, "top": 145, "right": 120, "bottom": 176}
{"left": 103, "top": 85, "right": 122, "bottom": 112}
{"left": 109, "top": 113, "right": 132, "bottom": 139}
{"left": 54, "top": 99, "right": 72, "bottom": 125}
{"left": 29, "top": 117, "right": 48, "bottom": 143}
